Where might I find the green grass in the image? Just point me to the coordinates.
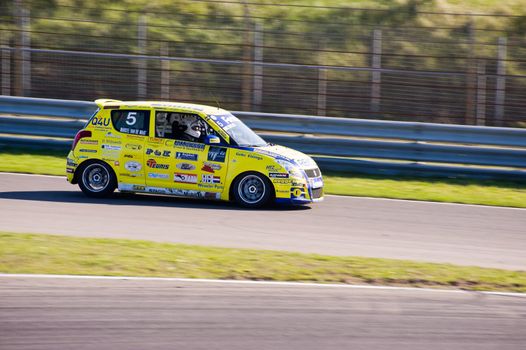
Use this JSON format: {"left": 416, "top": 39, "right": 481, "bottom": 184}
{"left": 1, "top": 232, "right": 525, "bottom": 293}
{"left": 1, "top": 147, "right": 525, "bottom": 207}
{"left": 0, "top": 147, "right": 66, "bottom": 176}
{"left": 324, "top": 173, "right": 526, "bottom": 208}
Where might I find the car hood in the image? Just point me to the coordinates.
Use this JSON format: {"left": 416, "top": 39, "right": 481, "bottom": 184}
{"left": 254, "top": 144, "right": 318, "bottom": 169}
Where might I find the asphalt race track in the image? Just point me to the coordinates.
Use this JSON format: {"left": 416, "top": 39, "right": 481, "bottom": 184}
{"left": 1, "top": 275, "right": 525, "bottom": 350}
{"left": 0, "top": 173, "right": 525, "bottom": 269}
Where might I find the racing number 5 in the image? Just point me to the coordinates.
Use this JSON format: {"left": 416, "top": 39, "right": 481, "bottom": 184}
{"left": 126, "top": 112, "right": 137, "bottom": 126}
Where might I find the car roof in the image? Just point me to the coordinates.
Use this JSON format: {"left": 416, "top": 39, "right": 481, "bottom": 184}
{"left": 94, "top": 99, "right": 230, "bottom": 115}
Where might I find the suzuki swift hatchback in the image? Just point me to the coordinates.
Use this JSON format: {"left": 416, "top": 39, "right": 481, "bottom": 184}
{"left": 66, "top": 99, "right": 324, "bottom": 207}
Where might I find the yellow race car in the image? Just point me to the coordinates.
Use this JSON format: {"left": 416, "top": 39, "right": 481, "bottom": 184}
{"left": 66, "top": 100, "right": 323, "bottom": 207}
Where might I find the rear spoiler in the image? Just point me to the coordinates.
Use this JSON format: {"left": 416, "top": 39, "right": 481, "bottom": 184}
{"left": 94, "top": 99, "right": 122, "bottom": 108}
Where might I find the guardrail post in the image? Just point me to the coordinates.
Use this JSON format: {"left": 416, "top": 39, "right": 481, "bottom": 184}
{"left": 160, "top": 43, "right": 169, "bottom": 100}
{"left": 464, "top": 22, "right": 476, "bottom": 125}
{"left": 476, "top": 60, "right": 486, "bottom": 126}
{"left": 21, "top": 6, "right": 30, "bottom": 96}
{"left": 1, "top": 27, "right": 10, "bottom": 95}
{"left": 317, "top": 40, "right": 327, "bottom": 116}
{"left": 317, "top": 67, "right": 327, "bottom": 116}
{"left": 137, "top": 15, "right": 147, "bottom": 99}
{"left": 371, "top": 29, "right": 382, "bottom": 112}
{"left": 14, "top": 0, "right": 30, "bottom": 97}
{"left": 494, "top": 37, "right": 507, "bottom": 126}
{"left": 252, "top": 21, "right": 263, "bottom": 111}
{"left": 241, "top": 1, "right": 252, "bottom": 111}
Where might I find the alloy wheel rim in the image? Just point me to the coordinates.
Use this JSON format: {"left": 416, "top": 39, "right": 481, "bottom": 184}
{"left": 238, "top": 175, "right": 266, "bottom": 204}
{"left": 83, "top": 164, "right": 110, "bottom": 192}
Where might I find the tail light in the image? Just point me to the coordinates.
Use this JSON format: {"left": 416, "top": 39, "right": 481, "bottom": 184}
{"left": 71, "top": 130, "right": 92, "bottom": 150}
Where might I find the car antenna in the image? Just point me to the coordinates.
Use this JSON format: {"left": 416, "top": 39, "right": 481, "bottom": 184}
{"left": 209, "top": 91, "right": 221, "bottom": 111}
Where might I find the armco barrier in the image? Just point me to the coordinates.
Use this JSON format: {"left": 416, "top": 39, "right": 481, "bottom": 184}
{"left": 1, "top": 96, "right": 526, "bottom": 180}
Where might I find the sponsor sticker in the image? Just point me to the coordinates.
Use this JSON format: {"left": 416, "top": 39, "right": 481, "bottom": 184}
{"left": 269, "top": 173, "right": 289, "bottom": 178}
{"left": 175, "top": 152, "right": 198, "bottom": 161}
{"left": 202, "top": 174, "right": 221, "bottom": 184}
{"left": 174, "top": 173, "right": 198, "bottom": 184}
{"left": 266, "top": 165, "right": 282, "bottom": 171}
{"left": 272, "top": 178, "right": 291, "bottom": 184}
{"left": 78, "top": 149, "right": 97, "bottom": 153}
{"left": 120, "top": 127, "right": 147, "bottom": 135}
{"left": 146, "top": 159, "right": 169, "bottom": 169}
{"left": 208, "top": 147, "right": 227, "bottom": 162}
{"left": 66, "top": 168, "right": 74, "bottom": 173}
{"left": 291, "top": 187, "right": 305, "bottom": 198}
{"left": 125, "top": 161, "right": 142, "bottom": 172}
{"left": 120, "top": 173, "right": 143, "bottom": 178}
{"left": 201, "top": 164, "right": 215, "bottom": 173}
{"left": 102, "top": 144, "right": 121, "bottom": 151}
{"left": 91, "top": 117, "right": 111, "bottom": 127}
{"left": 176, "top": 162, "right": 196, "bottom": 171}
{"left": 148, "top": 173, "right": 169, "bottom": 179}
{"left": 175, "top": 140, "right": 205, "bottom": 151}
{"left": 125, "top": 143, "right": 142, "bottom": 150}
{"left": 248, "top": 154, "right": 263, "bottom": 161}
{"left": 103, "top": 139, "right": 122, "bottom": 145}
{"left": 105, "top": 132, "right": 122, "bottom": 139}
{"left": 123, "top": 154, "right": 134, "bottom": 159}
{"left": 203, "top": 162, "right": 221, "bottom": 170}
{"left": 133, "top": 185, "right": 146, "bottom": 191}
{"left": 204, "top": 192, "right": 219, "bottom": 199}
{"left": 79, "top": 140, "right": 98, "bottom": 145}
{"left": 146, "top": 148, "right": 171, "bottom": 157}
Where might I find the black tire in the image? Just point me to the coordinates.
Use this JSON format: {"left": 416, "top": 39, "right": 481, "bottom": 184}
{"left": 232, "top": 172, "right": 272, "bottom": 208}
{"left": 78, "top": 161, "right": 117, "bottom": 198}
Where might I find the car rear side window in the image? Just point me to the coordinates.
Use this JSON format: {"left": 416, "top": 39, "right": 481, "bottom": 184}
{"left": 111, "top": 110, "right": 150, "bottom": 136}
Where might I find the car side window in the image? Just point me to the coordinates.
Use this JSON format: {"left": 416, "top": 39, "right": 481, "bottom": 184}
{"left": 111, "top": 110, "right": 150, "bottom": 136}
{"left": 155, "top": 111, "right": 221, "bottom": 143}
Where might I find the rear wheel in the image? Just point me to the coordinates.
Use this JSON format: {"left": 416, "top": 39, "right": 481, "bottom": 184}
{"left": 233, "top": 172, "right": 272, "bottom": 208}
{"left": 78, "top": 161, "right": 116, "bottom": 198}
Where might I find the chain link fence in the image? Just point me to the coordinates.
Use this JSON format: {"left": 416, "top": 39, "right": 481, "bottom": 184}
{"left": 1, "top": 0, "right": 526, "bottom": 127}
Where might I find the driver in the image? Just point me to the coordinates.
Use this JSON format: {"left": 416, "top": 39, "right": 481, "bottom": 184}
{"left": 180, "top": 116, "right": 203, "bottom": 142}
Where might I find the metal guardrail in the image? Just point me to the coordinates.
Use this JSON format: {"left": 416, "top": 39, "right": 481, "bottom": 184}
{"left": 1, "top": 96, "right": 526, "bottom": 180}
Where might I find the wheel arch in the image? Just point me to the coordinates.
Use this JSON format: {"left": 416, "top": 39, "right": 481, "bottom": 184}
{"left": 228, "top": 170, "right": 276, "bottom": 202}
{"left": 73, "top": 158, "right": 117, "bottom": 185}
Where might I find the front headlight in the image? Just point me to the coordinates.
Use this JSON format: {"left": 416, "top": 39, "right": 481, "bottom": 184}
{"left": 276, "top": 159, "right": 304, "bottom": 179}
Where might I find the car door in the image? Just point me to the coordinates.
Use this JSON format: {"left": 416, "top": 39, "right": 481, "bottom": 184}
{"left": 149, "top": 109, "right": 229, "bottom": 198}
{"left": 109, "top": 108, "right": 150, "bottom": 190}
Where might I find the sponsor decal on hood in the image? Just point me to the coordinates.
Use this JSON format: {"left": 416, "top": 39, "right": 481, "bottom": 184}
{"left": 255, "top": 145, "right": 317, "bottom": 169}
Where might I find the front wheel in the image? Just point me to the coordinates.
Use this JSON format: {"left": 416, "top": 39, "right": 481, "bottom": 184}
{"left": 233, "top": 172, "right": 272, "bottom": 208}
{"left": 78, "top": 161, "right": 116, "bottom": 198}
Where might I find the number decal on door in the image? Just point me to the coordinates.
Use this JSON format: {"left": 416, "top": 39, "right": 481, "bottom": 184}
{"left": 126, "top": 112, "right": 137, "bottom": 126}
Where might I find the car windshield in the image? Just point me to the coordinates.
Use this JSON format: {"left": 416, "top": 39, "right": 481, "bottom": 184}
{"left": 209, "top": 113, "right": 267, "bottom": 147}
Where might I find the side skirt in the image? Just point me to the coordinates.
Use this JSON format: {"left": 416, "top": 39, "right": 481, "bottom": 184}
{"left": 118, "top": 183, "right": 221, "bottom": 200}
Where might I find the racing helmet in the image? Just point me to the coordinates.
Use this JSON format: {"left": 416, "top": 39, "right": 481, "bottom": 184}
{"left": 183, "top": 118, "right": 202, "bottom": 140}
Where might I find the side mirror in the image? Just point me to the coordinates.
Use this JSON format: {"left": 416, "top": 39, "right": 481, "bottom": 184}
{"left": 205, "top": 135, "right": 221, "bottom": 145}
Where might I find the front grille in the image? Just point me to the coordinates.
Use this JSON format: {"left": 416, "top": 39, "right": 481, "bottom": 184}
{"left": 311, "top": 187, "right": 323, "bottom": 199}
{"left": 305, "top": 167, "right": 321, "bottom": 178}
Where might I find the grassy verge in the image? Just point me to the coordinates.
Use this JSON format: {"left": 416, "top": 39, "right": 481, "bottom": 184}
{"left": 1, "top": 233, "right": 525, "bottom": 293}
{"left": 324, "top": 174, "right": 526, "bottom": 208}
{"left": 1, "top": 147, "right": 525, "bottom": 208}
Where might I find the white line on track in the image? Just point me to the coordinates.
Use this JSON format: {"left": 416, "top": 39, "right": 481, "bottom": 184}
{"left": 0, "top": 273, "right": 524, "bottom": 298}
{"left": 0, "top": 171, "right": 63, "bottom": 179}
{"left": 1, "top": 171, "right": 524, "bottom": 211}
